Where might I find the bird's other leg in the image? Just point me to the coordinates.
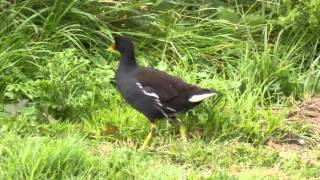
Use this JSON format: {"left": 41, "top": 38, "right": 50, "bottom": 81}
{"left": 140, "top": 121, "right": 157, "bottom": 150}
{"left": 171, "top": 117, "right": 187, "bottom": 142}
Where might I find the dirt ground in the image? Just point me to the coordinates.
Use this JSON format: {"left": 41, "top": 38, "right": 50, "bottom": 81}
{"left": 287, "top": 97, "right": 320, "bottom": 137}
{"left": 268, "top": 97, "right": 320, "bottom": 153}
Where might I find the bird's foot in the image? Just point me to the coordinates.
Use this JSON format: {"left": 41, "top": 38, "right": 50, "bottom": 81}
{"left": 140, "top": 122, "right": 156, "bottom": 150}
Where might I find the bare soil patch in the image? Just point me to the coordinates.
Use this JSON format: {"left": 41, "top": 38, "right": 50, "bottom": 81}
{"left": 268, "top": 97, "right": 320, "bottom": 153}
{"left": 287, "top": 97, "right": 320, "bottom": 136}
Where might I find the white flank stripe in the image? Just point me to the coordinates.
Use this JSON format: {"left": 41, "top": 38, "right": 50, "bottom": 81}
{"left": 188, "top": 92, "right": 217, "bottom": 102}
{"left": 165, "top": 106, "right": 176, "bottom": 112}
{"left": 142, "top": 90, "right": 159, "bottom": 98}
{"left": 156, "top": 101, "right": 163, "bottom": 107}
{"left": 154, "top": 106, "right": 168, "bottom": 118}
{"left": 136, "top": 83, "right": 159, "bottom": 98}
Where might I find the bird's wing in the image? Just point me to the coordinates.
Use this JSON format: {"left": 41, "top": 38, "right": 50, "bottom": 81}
{"left": 135, "top": 67, "right": 197, "bottom": 102}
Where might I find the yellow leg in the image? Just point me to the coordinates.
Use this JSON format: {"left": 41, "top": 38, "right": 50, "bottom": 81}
{"left": 140, "top": 122, "right": 156, "bottom": 150}
{"left": 177, "top": 118, "right": 187, "bottom": 142}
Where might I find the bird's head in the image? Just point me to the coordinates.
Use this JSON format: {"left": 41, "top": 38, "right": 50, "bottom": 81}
{"left": 110, "top": 36, "right": 134, "bottom": 54}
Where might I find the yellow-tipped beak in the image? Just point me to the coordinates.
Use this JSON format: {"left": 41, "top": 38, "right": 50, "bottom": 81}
{"left": 106, "top": 43, "right": 119, "bottom": 54}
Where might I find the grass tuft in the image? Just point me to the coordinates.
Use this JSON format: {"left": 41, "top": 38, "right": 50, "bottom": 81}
{"left": 0, "top": 0, "right": 320, "bottom": 179}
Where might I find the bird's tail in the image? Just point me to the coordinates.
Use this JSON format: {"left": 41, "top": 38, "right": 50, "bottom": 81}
{"left": 188, "top": 89, "right": 221, "bottom": 102}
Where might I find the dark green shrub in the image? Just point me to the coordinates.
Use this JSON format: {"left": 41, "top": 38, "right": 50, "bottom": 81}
{"left": 5, "top": 49, "right": 115, "bottom": 121}
{"left": 281, "top": 0, "right": 320, "bottom": 39}
{"left": 0, "top": 0, "right": 113, "bottom": 99}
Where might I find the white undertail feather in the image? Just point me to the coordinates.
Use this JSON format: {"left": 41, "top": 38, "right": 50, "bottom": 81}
{"left": 188, "top": 92, "right": 217, "bottom": 102}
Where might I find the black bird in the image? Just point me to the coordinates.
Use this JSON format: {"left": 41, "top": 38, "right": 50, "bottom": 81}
{"left": 111, "top": 36, "right": 220, "bottom": 148}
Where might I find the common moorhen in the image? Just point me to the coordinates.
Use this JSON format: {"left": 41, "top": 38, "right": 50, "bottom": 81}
{"left": 111, "top": 36, "right": 220, "bottom": 149}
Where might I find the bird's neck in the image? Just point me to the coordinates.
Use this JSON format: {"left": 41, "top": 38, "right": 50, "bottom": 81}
{"left": 119, "top": 50, "right": 137, "bottom": 67}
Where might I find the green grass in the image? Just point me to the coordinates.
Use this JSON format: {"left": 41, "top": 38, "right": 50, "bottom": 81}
{"left": 1, "top": 0, "right": 320, "bottom": 179}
